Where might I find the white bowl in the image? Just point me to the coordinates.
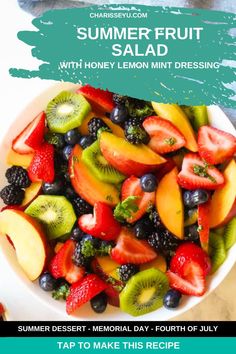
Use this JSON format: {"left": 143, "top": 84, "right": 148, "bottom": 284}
{"left": 0, "top": 82, "right": 236, "bottom": 321}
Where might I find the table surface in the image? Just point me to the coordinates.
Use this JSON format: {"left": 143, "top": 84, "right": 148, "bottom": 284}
{"left": 0, "top": 0, "right": 236, "bottom": 321}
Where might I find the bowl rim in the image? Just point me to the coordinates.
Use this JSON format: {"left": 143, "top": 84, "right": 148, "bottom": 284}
{"left": 0, "top": 81, "right": 236, "bottom": 321}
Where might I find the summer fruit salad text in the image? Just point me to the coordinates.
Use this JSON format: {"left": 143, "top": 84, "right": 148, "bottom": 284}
{"left": 0, "top": 85, "right": 236, "bottom": 317}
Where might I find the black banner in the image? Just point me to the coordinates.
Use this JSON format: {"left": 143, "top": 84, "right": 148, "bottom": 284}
{"left": 0, "top": 321, "right": 235, "bottom": 337}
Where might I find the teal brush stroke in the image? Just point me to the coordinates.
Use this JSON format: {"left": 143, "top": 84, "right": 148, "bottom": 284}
{"left": 10, "top": 5, "right": 236, "bottom": 107}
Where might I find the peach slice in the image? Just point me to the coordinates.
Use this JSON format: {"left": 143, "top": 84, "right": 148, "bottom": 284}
{"left": 156, "top": 167, "right": 184, "bottom": 239}
{"left": 140, "top": 254, "right": 167, "bottom": 273}
{"left": 69, "top": 145, "right": 120, "bottom": 206}
{"left": 21, "top": 182, "right": 42, "bottom": 208}
{"left": 100, "top": 132, "right": 166, "bottom": 176}
{"left": 0, "top": 209, "right": 48, "bottom": 280}
{"left": 210, "top": 159, "right": 236, "bottom": 228}
{"left": 79, "top": 111, "right": 125, "bottom": 138}
{"left": 152, "top": 103, "right": 198, "bottom": 152}
{"left": 6, "top": 148, "right": 34, "bottom": 168}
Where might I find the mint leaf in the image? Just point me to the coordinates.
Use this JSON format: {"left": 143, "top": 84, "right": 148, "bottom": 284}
{"left": 52, "top": 283, "right": 70, "bottom": 300}
{"left": 114, "top": 196, "right": 139, "bottom": 222}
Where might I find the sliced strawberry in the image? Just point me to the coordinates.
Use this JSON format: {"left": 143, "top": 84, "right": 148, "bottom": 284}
{"left": 143, "top": 116, "right": 186, "bottom": 154}
{"left": 27, "top": 142, "right": 55, "bottom": 183}
{"left": 198, "top": 201, "right": 210, "bottom": 253}
{"left": 104, "top": 284, "right": 120, "bottom": 307}
{"left": 49, "top": 240, "right": 85, "bottom": 284}
{"left": 0, "top": 303, "right": 4, "bottom": 317}
{"left": 12, "top": 112, "right": 45, "bottom": 154}
{"left": 77, "top": 85, "right": 115, "bottom": 113}
{"left": 177, "top": 153, "right": 224, "bottom": 190}
{"left": 170, "top": 242, "right": 211, "bottom": 277}
{"left": 66, "top": 274, "right": 107, "bottom": 315}
{"left": 167, "top": 261, "right": 206, "bottom": 296}
{"left": 111, "top": 228, "right": 157, "bottom": 265}
{"left": 121, "top": 175, "right": 155, "bottom": 223}
{"left": 78, "top": 202, "right": 121, "bottom": 240}
{"left": 198, "top": 126, "right": 236, "bottom": 165}
{"left": 155, "top": 157, "right": 176, "bottom": 182}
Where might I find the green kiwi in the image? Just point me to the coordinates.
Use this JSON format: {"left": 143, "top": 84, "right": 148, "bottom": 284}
{"left": 223, "top": 217, "right": 236, "bottom": 250}
{"left": 209, "top": 232, "right": 226, "bottom": 274}
{"left": 82, "top": 141, "right": 125, "bottom": 184}
{"left": 46, "top": 91, "right": 91, "bottom": 133}
{"left": 120, "top": 268, "right": 169, "bottom": 317}
{"left": 25, "top": 195, "right": 76, "bottom": 240}
{"left": 181, "top": 105, "right": 208, "bottom": 131}
{"left": 214, "top": 226, "right": 225, "bottom": 236}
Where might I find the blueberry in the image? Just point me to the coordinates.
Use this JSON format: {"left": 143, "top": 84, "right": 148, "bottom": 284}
{"left": 134, "top": 218, "right": 153, "bottom": 239}
{"left": 191, "top": 189, "right": 209, "bottom": 206}
{"left": 45, "top": 132, "right": 65, "bottom": 149}
{"left": 62, "top": 145, "right": 73, "bottom": 160}
{"left": 39, "top": 272, "right": 57, "bottom": 292}
{"left": 140, "top": 174, "right": 157, "bottom": 192}
{"left": 184, "top": 224, "right": 199, "bottom": 241}
{"left": 42, "top": 180, "right": 64, "bottom": 195}
{"left": 70, "top": 227, "right": 85, "bottom": 241}
{"left": 183, "top": 190, "right": 195, "bottom": 208}
{"left": 65, "top": 186, "right": 77, "bottom": 200}
{"left": 90, "top": 292, "right": 108, "bottom": 313}
{"left": 64, "top": 129, "right": 80, "bottom": 146}
{"left": 79, "top": 136, "right": 94, "bottom": 149}
{"left": 163, "top": 289, "right": 182, "bottom": 309}
{"left": 110, "top": 106, "right": 128, "bottom": 124}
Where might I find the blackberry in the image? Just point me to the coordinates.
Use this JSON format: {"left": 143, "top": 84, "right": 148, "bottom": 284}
{"left": 113, "top": 94, "right": 126, "bottom": 106}
{"left": 70, "top": 227, "right": 85, "bottom": 241}
{"left": 0, "top": 185, "right": 24, "bottom": 205}
{"left": 88, "top": 118, "right": 109, "bottom": 140}
{"left": 124, "top": 118, "right": 149, "bottom": 145}
{"left": 149, "top": 209, "right": 163, "bottom": 230}
{"left": 5, "top": 166, "right": 31, "bottom": 188}
{"left": 72, "top": 197, "right": 93, "bottom": 217}
{"left": 72, "top": 241, "right": 87, "bottom": 267}
{"left": 118, "top": 264, "right": 139, "bottom": 282}
{"left": 148, "top": 229, "right": 180, "bottom": 258}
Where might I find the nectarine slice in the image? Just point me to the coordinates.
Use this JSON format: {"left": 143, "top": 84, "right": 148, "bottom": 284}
{"left": 100, "top": 132, "right": 166, "bottom": 176}
{"left": 6, "top": 148, "right": 34, "bottom": 168}
{"left": 156, "top": 167, "right": 184, "bottom": 239}
{"left": 0, "top": 209, "right": 47, "bottom": 280}
{"left": 210, "top": 159, "right": 236, "bottom": 228}
{"left": 21, "top": 182, "right": 42, "bottom": 207}
{"left": 152, "top": 103, "right": 198, "bottom": 152}
{"left": 69, "top": 145, "right": 120, "bottom": 206}
{"left": 140, "top": 254, "right": 167, "bottom": 273}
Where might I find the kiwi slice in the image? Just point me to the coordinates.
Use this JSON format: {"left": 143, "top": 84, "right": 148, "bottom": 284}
{"left": 25, "top": 195, "right": 76, "bottom": 240}
{"left": 181, "top": 105, "right": 208, "bottom": 131}
{"left": 120, "top": 268, "right": 169, "bottom": 317}
{"left": 223, "top": 217, "right": 236, "bottom": 250}
{"left": 82, "top": 141, "right": 125, "bottom": 184}
{"left": 209, "top": 232, "right": 226, "bottom": 274}
{"left": 46, "top": 91, "right": 91, "bottom": 133}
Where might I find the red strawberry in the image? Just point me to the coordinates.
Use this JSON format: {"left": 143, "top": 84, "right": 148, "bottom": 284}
{"left": 66, "top": 274, "right": 107, "bottom": 315}
{"left": 170, "top": 242, "right": 211, "bottom": 277}
{"left": 177, "top": 153, "right": 224, "bottom": 190}
{"left": 143, "top": 116, "right": 186, "bottom": 154}
{"left": 27, "top": 142, "right": 55, "bottom": 183}
{"left": 104, "top": 284, "right": 120, "bottom": 307}
{"left": 198, "top": 201, "right": 210, "bottom": 253}
{"left": 77, "top": 85, "right": 115, "bottom": 113}
{"left": 121, "top": 176, "right": 155, "bottom": 223}
{"left": 111, "top": 228, "right": 157, "bottom": 265}
{"left": 78, "top": 202, "right": 121, "bottom": 240}
{"left": 0, "top": 303, "right": 4, "bottom": 317}
{"left": 12, "top": 112, "right": 45, "bottom": 154}
{"left": 155, "top": 157, "right": 176, "bottom": 182}
{"left": 167, "top": 261, "right": 206, "bottom": 296}
{"left": 198, "top": 126, "right": 236, "bottom": 164}
{"left": 49, "top": 240, "right": 85, "bottom": 284}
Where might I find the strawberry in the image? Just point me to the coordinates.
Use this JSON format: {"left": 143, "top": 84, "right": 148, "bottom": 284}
{"left": 77, "top": 85, "right": 115, "bottom": 113}
{"left": 143, "top": 116, "right": 186, "bottom": 154}
{"left": 66, "top": 274, "right": 107, "bottom": 315}
{"left": 111, "top": 228, "right": 157, "bottom": 265}
{"left": 198, "top": 201, "right": 211, "bottom": 253}
{"left": 170, "top": 242, "right": 211, "bottom": 277}
{"left": 78, "top": 202, "right": 121, "bottom": 240}
{"left": 177, "top": 153, "right": 224, "bottom": 190}
{"left": 167, "top": 261, "right": 206, "bottom": 296}
{"left": 12, "top": 112, "right": 45, "bottom": 154}
{"left": 121, "top": 176, "right": 155, "bottom": 223}
{"left": 104, "top": 284, "right": 120, "bottom": 307}
{"left": 27, "top": 142, "right": 55, "bottom": 183}
{"left": 198, "top": 126, "right": 236, "bottom": 165}
{"left": 0, "top": 303, "right": 4, "bottom": 317}
{"left": 49, "top": 240, "right": 85, "bottom": 284}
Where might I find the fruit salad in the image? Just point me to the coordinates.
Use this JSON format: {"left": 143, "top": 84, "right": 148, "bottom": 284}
{"left": 0, "top": 85, "right": 236, "bottom": 317}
